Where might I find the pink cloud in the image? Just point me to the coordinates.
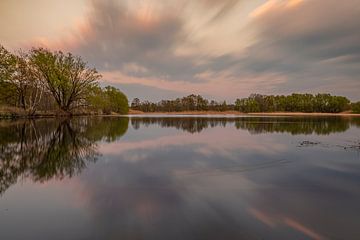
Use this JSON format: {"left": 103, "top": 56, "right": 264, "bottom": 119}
{"left": 101, "top": 69, "right": 287, "bottom": 100}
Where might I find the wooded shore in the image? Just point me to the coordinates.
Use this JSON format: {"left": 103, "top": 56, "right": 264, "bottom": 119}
{"left": 128, "top": 110, "right": 360, "bottom": 117}
{"left": 3, "top": 108, "right": 360, "bottom": 119}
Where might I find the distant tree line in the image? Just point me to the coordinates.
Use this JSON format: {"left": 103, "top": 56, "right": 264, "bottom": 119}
{"left": 0, "top": 45, "right": 128, "bottom": 116}
{"left": 131, "top": 94, "right": 233, "bottom": 112}
{"left": 132, "top": 93, "right": 358, "bottom": 113}
{"left": 235, "top": 93, "right": 351, "bottom": 113}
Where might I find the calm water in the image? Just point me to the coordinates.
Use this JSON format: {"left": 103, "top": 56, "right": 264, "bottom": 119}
{"left": 0, "top": 116, "right": 360, "bottom": 240}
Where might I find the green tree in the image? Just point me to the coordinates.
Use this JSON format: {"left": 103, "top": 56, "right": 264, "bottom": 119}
{"left": 131, "top": 98, "right": 141, "bottom": 110}
{"left": 30, "top": 48, "right": 101, "bottom": 113}
{"left": 103, "top": 86, "right": 129, "bottom": 114}
{"left": 87, "top": 85, "right": 107, "bottom": 113}
{"left": 0, "top": 46, "right": 45, "bottom": 114}
{"left": 0, "top": 45, "right": 17, "bottom": 105}
{"left": 351, "top": 102, "right": 360, "bottom": 113}
{"left": 87, "top": 86, "right": 128, "bottom": 114}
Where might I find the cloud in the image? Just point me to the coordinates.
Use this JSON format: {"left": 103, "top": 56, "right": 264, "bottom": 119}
{"left": 243, "top": 0, "right": 360, "bottom": 98}
{"left": 252, "top": 0, "right": 360, "bottom": 64}
{"left": 101, "top": 69, "right": 287, "bottom": 101}
{"left": 7, "top": 0, "right": 360, "bottom": 100}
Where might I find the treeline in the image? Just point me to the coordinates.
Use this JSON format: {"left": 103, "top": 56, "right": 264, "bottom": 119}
{"left": 132, "top": 93, "right": 359, "bottom": 113}
{"left": 131, "top": 94, "right": 233, "bottom": 112}
{"left": 235, "top": 93, "right": 351, "bottom": 113}
{"left": 0, "top": 45, "right": 128, "bottom": 116}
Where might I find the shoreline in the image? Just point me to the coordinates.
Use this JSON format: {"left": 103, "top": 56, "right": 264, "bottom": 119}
{"left": 1, "top": 111, "right": 360, "bottom": 119}
{"left": 127, "top": 110, "right": 360, "bottom": 117}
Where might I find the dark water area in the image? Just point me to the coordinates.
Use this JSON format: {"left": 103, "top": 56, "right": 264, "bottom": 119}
{"left": 0, "top": 116, "right": 359, "bottom": 240}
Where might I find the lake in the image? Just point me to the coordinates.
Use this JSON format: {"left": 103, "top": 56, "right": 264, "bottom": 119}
{"left": 0, "top": 116, "right": 359, "bottom": 240}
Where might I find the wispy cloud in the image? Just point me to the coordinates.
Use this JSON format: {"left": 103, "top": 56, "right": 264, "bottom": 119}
{"left": 1, "top": 0, "right": 359, "bottom": 101}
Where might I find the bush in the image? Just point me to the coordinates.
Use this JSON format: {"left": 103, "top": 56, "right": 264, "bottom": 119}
{"left": 88, "top": 86, "right": 128, "bottom": 114}
{"left": 351, "top": 102, "right": 360, "bottom": 113}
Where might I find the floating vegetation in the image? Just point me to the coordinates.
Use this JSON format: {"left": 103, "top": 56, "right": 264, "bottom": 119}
{"left": 342, "top": 141, "right": 360, "bottom": 151}
{"left": 298, "top": 141, "right": 320, "bottom": 147}
{"left": 298, "top": 140, "right": 360, "bottom": 152}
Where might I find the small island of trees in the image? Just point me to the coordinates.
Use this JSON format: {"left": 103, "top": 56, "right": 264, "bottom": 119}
{"left": 0, "top": 45, "right": 128, "bottom": 117}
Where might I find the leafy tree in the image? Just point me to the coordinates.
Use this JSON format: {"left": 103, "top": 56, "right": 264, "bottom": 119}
{"left": 30, "top": 48, "right": 101, "bottom": 113}
{"left": 235, "top": 98, "right": 260, "bottom": 113}
{"left": 351, "top": 102, "right": 360, "bottom": 113}
{"left": 88, "top": 86, "right": 128, "bottom": 114}
{"left": 87, "top": 85, "right": 107, "bottom": 113}
{"left": 103, "top": 86, "right": 129, "bottom": 114}
{"left": 131, "top": 98, "right": 141, "bottom": 110}
{"left": 0, "top": 45, "right": 16, "bottom": 104}
{"left": 0, "top": 46, "right": 44, "bottom": 114}
{"left": 0, "top": 45, "right": 15, "bottom": 83}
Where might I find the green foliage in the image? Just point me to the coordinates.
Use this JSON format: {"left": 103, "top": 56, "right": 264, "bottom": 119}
{"left": 131, "top": 94, "right": 233, "bottom": 112}
{"left": 132, "top": 93, "right": 352, "bottom": 113}
{"left": 0, "top": 46, "right": 45, "bottom": 113}
{"left": 103, "top": 86, "right": 129, "bottom": 114}
{"left": 235, "top": 98, "right": 260, "bottom": 113}
{"left": 0, "top": 45, "right": 16, "bottom": 82}
{"left": 351, "top": 102, "right": 360, "bottom": 113}
{"left": 0, "top": 45, "right": 17, "bottom": 105}
{"left": 30, "top": 48, "right": 101, "bottom": 113}
{"left": 235, "top": 93, "right": 350, "bottom": 113}
{"left": 88, "top": 86, "right": 129, "bottom": 114}
{"left": 87, "top": 86, "right": 105, "bottom": 111}
{"left": 0, "top": 45, "right": 129, "bottom": 116}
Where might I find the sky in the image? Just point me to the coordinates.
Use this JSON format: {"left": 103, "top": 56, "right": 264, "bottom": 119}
{"left": 1, "top": 0, "right": 359, "bottom": 102}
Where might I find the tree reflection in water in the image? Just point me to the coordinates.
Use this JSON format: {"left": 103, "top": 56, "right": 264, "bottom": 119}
{"left": 1, "top": 116, "right": 357, "bottom": 195}
{"left": 0, "top": 117, "right": 129, "bottom": 195}
{"left": 131, "top": 116, "right": 358, "bottom": 135}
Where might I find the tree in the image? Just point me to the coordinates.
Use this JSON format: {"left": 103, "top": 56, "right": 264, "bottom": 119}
{"left": 0, "top": 45, "right": 17, "bottom": 105}
{"left": 87, "top": 85, "right": 107, "bottom": 113}
{"left": 235, "top": 93, "right": 350, "bottom": 113}
{"left": 0, "top": 46, "right": 44, "bottom": 114}
{"left": 30, "top": 48, "right": 101, "bottom": 113}
{"left": 0, "top": 45, "right": 16, "bottom": 82}
{"left": 103, "top": 86, "right": 129, "bottom": 114}
{"left": 235, "top": 98, "right": 260, "bottom": 113}
{"left": 351, "top": 102, "right": 360, "bottom": 113}
{"left": 13, "top": 53, "right": 45, "bottom": 115}
{"left": 131, "top": 98, "right": 141, "bottom": 110}
{"left": 87, "top": 86, "right": 128, "bottom": 114}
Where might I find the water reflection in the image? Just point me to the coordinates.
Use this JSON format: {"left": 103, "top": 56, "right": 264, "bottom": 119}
{"left": 131, "top": 116, "right": 358, "bottom": 135}
{"left": 0, "top": 117, "right": 129, "bottom": 195}
{"left": 0, "top": 116, "right": 359, "bottom": 240}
